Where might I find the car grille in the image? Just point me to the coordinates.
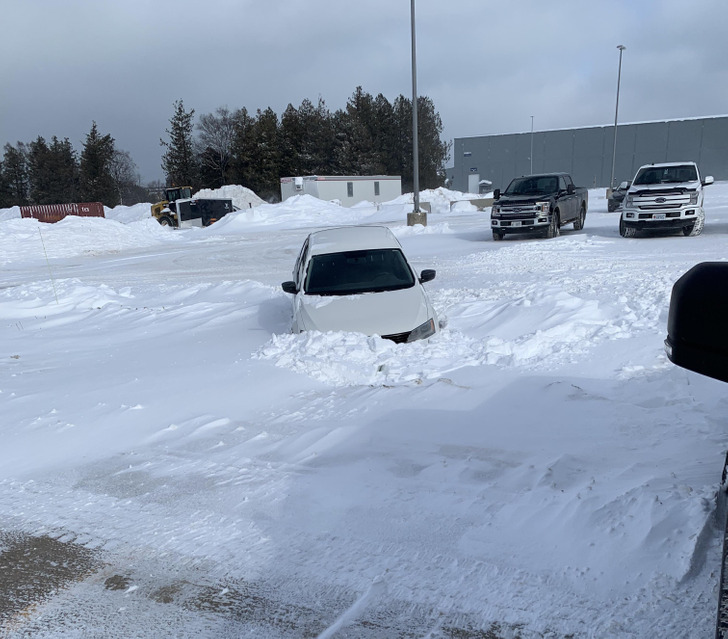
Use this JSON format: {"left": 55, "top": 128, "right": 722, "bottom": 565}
{"left": 382, "top": 331, "right": 411, "bottom": 344}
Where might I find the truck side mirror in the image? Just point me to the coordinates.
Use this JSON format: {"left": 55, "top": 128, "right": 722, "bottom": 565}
{"left": 281, "top": 281, "right": 298, "bottom": 294}
{"left": 567, "top": 183, "right": 575, "bottom": 194}
{"left": 493, "top": 189, "right": 501, "bottom": 200}
{"left": 704, "top": 176, "right": 715, "bottom": 186}
{"left": 665, "top": 262, "right": 728, "bottom": 383}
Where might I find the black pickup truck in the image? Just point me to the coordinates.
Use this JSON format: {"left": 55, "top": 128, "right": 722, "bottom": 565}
{"left": 490, "top": 172, "right": 588, "bottom": 240}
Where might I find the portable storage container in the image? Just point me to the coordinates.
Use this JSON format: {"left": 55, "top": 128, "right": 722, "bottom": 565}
{"left": 20, "top": 202, "right": 105, "bottom": 223}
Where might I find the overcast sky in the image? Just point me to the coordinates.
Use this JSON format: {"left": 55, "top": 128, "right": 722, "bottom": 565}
{"left": 2, "top": 0, "right": 727, "bottom": 184}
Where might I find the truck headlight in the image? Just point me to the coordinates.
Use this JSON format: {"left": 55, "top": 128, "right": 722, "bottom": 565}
{"left": 535, "top": 201, "right": 549, "bottom": 213}
{"left": 689, "top": 192, "right": 699, "bottom": 205}
{"left": 491, "top": 206, "right": 500, "bottom": 216}
{"left": 625, "top": 195, "right": 633, "bottom": 207}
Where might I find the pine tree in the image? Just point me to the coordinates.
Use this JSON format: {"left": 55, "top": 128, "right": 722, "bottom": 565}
{"left": 0, "top": 143, "right": 30, "bottom": 206}
{"left": 333, "top": 88, "right": 385, "bottom": 176}
{"left": 393, "top": 95, "right": 450, "bottom": 192}
{"left": 50, "top": 137, "right": 79, "bottom": 203}
{"left": 248, "top": 107, "right": 282, "bottom": 200}
{"left": 79, "top": 122, "right": 116, "bottom": 205}
{"left": 229, "top": 107, "right": 257, "bottom": 189}
{"left": 28, "top": 136, "right": 78, "bottom": 204}
{"left": 161, "top": 100, "right": 198, "bottom": 188}
{"left": 414, "top": 96, "right": 450, "bottom": 189}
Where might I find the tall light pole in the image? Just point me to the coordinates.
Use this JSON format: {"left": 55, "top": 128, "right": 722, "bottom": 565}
{"left": 530, "top": 115, "right": 534, "bottom": 174}
{"left": 609, "top": 44, "right": 626, "bottom": 195}
{"left": 407, "top": 0, "right": 426, "bottom": 226}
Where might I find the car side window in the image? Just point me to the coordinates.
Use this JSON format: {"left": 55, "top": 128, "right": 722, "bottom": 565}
{"left": 559, "top": 176, "right": 568, "bottom": 191}
{"left": 294, "top": 238, "right": 309, "bottom": 287}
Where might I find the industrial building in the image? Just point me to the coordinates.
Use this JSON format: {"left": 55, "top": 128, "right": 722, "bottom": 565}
{"left": 448, "top": 115, "right": 728, "bottom": 193}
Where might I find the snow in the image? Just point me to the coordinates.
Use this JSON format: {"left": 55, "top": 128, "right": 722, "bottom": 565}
{"left": 1, "top": 185, "right": 728, "bottom": 637}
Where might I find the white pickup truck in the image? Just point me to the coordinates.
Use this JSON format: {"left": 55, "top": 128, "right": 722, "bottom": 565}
{"left": 619, "top": 161, "right": 714, "bottom": 238}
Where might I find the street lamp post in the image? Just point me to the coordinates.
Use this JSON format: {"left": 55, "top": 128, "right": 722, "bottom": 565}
{"left": 530, "top": 115, "right": 534, "bottom": 174}
{"left": 407, "top": 0, "right": 427, "bottom": 226}
{"left": 608, "top": 44, "right": 626, "bottom": 197}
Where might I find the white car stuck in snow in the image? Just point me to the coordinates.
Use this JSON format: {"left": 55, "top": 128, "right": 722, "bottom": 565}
{"left": 281, "top": 225, "right": 438, "bottom": 342}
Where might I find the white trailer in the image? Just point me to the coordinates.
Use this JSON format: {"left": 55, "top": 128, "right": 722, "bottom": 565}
{"left": 280, "top": 175, "right": 401, "bottom": 207}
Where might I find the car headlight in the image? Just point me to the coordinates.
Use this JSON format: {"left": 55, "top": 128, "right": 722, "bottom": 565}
{"left": 407, "top": 318, "right": 436, "bottom": 343}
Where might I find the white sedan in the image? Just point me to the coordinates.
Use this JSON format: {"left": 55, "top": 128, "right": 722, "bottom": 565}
{"left": 281, "top": 226, "right": 438, "bottom": 343}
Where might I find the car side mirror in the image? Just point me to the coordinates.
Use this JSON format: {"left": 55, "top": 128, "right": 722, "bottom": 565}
{"left": 281, "top": 281, "right": 298, "bottom": 294}
{"left": 493, "top": 189, "right": 501, "bottom": 200}
{"left": 703, "top": 175, "right": 714, "bottom": 186}
{"left": 419, "top": 269, "right": 436, "bottom": 284}
{"left": 665, "top": 262, "right": 728, "bottom": 383}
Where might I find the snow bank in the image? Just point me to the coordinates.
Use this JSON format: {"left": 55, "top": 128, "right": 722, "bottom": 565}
{"left": 194, "top": 184, "right": 265, "bottom": 210}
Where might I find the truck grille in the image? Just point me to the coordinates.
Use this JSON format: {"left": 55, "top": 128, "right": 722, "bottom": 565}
{"left": 631, "top": 189, "right": 693, "bottom": 210}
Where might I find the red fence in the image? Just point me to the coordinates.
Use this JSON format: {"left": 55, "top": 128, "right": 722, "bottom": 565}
{"left": 19, "top": 202, "right": 105, "bottom": 223}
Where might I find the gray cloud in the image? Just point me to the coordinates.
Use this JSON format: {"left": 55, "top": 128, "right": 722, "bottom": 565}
{"left": 2, "top": 0, "right": 726, "bottom": 183}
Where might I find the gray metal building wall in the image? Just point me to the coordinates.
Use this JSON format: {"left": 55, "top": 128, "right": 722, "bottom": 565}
{"left": 451, "top": 116, "right": 728, "bottom": 192}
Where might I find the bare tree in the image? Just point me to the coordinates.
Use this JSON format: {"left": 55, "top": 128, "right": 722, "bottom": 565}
{"left": 196, "top": 106, "right": 236, "bottom": 187}
{"left": 108, "top": 149, "right": 138, "bottom": 205}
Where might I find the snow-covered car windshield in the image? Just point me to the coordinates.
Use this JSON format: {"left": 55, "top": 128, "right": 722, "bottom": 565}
{"left": 633, "top": 165, "right": 698, "bottom": 185}
{"left": 305, "top": 249, "right": 416, "bottom": 296}
{"left": 504, "top": 176, "right": 559, "bottom": 196}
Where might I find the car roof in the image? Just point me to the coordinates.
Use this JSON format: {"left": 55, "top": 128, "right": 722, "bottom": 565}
{"left": 307, "top": 226, "right": 402, "bottom": 255}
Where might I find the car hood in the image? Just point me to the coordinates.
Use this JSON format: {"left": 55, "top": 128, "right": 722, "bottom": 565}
{"left": 296, "top": 285, "right": 434, "bottom": 336}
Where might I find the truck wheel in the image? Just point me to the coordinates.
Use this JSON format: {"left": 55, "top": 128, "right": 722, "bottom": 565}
{"left": 158, "top": 216, "right": 174, "bottom": 227}
{"left": 619, "top": 218, "right": 636, "bottom": 238}
{"left": 492, "top": 230, "right": 505, "bottom": 241}
{"left": 545, "top": 211, "right": 560, "bottom": 238}
{"left": 685, "top": 211, "right": 705, "bottom": 237}
{"left": 574, "top": 203, "right": 586, "bottom": 230}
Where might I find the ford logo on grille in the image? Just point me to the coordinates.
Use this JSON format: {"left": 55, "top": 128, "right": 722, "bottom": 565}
{"left": 655, "top": 197, "right": 666, "bottom": 203}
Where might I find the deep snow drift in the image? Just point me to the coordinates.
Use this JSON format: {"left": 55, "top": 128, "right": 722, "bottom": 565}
{"left": 1, "top": 185, "right": 727, "bottom": 637}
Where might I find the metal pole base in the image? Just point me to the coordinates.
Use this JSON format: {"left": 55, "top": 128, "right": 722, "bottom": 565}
{"left": 407, "top": 211, "right": 428, "bottom": 226}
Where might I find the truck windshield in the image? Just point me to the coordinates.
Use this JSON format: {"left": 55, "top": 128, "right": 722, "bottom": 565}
{"left": 633, "top": 165, "right": 698, "bottom": 185}
{"left": 305, "top": 249, "right": 415, "bottom": 296}
{"left": 504, "top": 176, "right": 559, "bottom": 196}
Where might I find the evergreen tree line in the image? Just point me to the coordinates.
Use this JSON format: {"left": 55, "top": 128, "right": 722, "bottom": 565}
{"left": 0, "top": 122, "right": 147, "bottom": 208}
{"left": 163, "top": 87, "right": 451, "bottom": 201}
{"left": 0, "top": 87, "right": 450, "bottom": 209}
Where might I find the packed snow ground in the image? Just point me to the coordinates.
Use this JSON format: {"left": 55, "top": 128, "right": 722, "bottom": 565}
{"left": 1, "top": 184, "right": 728, "bottom": 637}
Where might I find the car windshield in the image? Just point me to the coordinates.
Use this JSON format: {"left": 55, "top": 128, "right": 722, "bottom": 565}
{"left": 504, "top": 176, "right": 559, "bottom": 196}
{"left": 305, "top": 248, "right": 416, "bottom": 296}
{"left": 633, "top": 165, "right": 698, "bottom": 185}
